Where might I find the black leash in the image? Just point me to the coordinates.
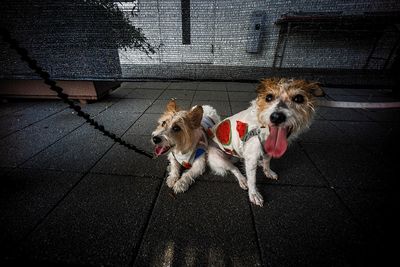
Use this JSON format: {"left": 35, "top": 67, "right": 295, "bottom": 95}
{"left": 0, "top": 27, "right": 153, "bottom": 159}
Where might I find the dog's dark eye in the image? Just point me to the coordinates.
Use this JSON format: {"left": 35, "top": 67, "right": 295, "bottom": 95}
{"left": 161, "top": 121, "right": 166, "bottom": 127}
{"left": 172, "top": 125, "right": 181, "bottom": 132}
{"left": 293, "top": 94, "right": 304, "bottom": 104}
{"left": 265, "top": 94, "right": 274, "bottom": 102}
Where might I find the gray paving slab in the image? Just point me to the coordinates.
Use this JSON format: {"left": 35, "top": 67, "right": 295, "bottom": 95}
{"left": 301, "top": 143, "right": 389, "bottom": 190}
{"left": 0, "top": 110, "right": 85, "bottom": 167}
{"left": 322, "top": 87, "right": 353, "bottom": 96}
{"left": 168, "top": 81, "right": 199, "bottom": 90}
{"left": 193, "top": 90, "right": 229, "bottom": 101}
{"left": 118, "top": 82, "right": 142, "bottom": 89}
{"left": 125, "top": 88, "right": 164, "bottom": 99}
{"left": 109, "top": 87, "right": 135, "bottom": 98}
{"left": 261, "top": 142, "right": 326, "bottom": 186}
{"left": 0, "top": 100, "right": 117, "bottom": 168}
{"left": 298, "top": 120, "right": 350, "bottom": 144}
{"left": 145, "top": 99, "right": 192, "bottom": 114}
{"left": 91, "top": 135, "right": 167, "bottom": 177}
{"left": 0, "top": 167, "right": 14, "bottom": 176}
{"left": 197, "top": 82, "right": 226, "bottom": 91}
{"left": 110, "top": 99, "right": 153, "bottom": 113}
{"left": 363, "top": 141, "right": 394, "bottom": 160}
{"left": 21, "top": 120, "right": 128, "bottom": 172}
{"left": 343, "top": 88, "right": 392, "bottom": 97}
{"left": 0, "top": 169, "right": 82, "bottom": 248}
{"left": 119, "top": 81, "right": 171, "bottom": 90}
{"left": 363, "top": 95, "right": 399, "bottom": 102}
{"left": 329, "top": 95, "right": 369, "bottom": 102}
{"left": 134, "top": 181, "right": 262, "bottom": 266}
{"left": 252, "top": 185, "right": 367, "bottom": 267}
{"left": 91, "top": 106, "right": 143, "bottom": 136}
{"left": 0, "top": 99, "right": 36, "bottom": 117}
{"left": 125, "top": 114, "right": 160, "bottom": 136}
{"left": 313, "top": 109, "right": 325, "bottom": 120}
{"left": 335, "top": 187, "right": 389, "bottom": 236}
{"left": 364, "top": 123, "right": 399, "bottom": 162}
{"left": 158, "top": 89, "right": 195, "bottom": 100}
{"left": 230, "top": 101, "right": 251, "bottom": 114}
{"left": 322, "top": 87, "right": 393, "bottom": 98}
{"left": 228, "top": 91, "right": 257, "bottom": 102}
{"left": 79, "top": 98, "right": 120, "bottom": 115}
{"left": 21, "top": 101, "right": 144, "bottom": 172}
{"left": 330, "top": 121, "right": 392, "bottom": 145}
{"left": 0, "top": 101, "right": 67, "bottom": 138}
{"left": 317, "top": 107, "right": 371, "bottom": 121}
{"left": 359, "top": 108, "right": 400, "bottom": 122}
{"left": 323, "top": 87, "right": 394, "bottom": 98}
{"left": 17, "top": 174, "right": 161, "bottom": 267}
{"left": 226, "top": 82, "right": 257, "bottom": 92}
{"left": 134, "top": 81, "right": 171, "bottom": 89}
{"left": 192, "top": 100, "right": 232, "bottom": 117}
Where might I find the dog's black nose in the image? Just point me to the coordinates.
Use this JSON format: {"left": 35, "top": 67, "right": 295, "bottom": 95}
{"left": 152, "top": 136, "right": 162, "bottom": 144}
{"left": 270, "top": 112, "right": 286, "bottom": 124}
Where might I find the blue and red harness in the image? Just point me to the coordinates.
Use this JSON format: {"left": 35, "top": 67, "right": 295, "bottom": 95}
{"left": 171, "top": 116, "right": 216, "bottom": 169}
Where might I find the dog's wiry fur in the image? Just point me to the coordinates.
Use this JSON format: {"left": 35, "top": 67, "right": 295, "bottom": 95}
{"left": 209, "top": 78, "right": 324, "bottom": 206}
{"left": 255, "top": 78, "right": 322, "bottom": 140}
{"left": 152, "top": 100, "right": 220, "bottom": 193}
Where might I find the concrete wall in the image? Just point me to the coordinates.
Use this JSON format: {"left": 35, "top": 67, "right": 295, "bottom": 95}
{"left": 120, "top": 0, "right": 400, "bottom": 68}
{"left": 1, "top": 0, "right": 399, "bottom": 81}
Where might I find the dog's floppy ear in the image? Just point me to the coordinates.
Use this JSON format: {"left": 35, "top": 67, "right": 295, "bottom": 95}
{"left": 307, "top": 82, "right": 325, "bottom": 97}
{"left": 166, "top": 99, "right": 179, "bottom": 113}
{"left": 188, "top": 105, "right": 203, "bottom": 128}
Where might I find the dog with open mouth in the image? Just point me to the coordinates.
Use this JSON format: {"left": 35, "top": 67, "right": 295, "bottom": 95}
{"left": 151, "top": 99, "right": 220, "bottom": 194}
{"left": 208, "top": 78, "right": 325, "bottom": 206}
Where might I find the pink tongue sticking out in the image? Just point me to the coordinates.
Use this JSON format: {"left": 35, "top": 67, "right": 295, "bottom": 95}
{"left": 154, "top": 145, "right": 169, "bottom": 157}
{"left": 264, "top": 126, "right": 288, "bottom": 158}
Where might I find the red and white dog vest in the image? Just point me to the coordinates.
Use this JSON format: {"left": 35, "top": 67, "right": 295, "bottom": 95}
{"left": 212, "top": 106, "right": 268, "bottom": 157}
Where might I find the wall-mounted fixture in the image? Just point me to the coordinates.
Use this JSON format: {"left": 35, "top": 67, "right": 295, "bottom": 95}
{"left": 246, "top": 11, "right": 266, "bottom": 53}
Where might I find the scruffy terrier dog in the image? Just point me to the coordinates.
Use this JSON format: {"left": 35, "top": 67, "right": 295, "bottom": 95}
{"left": 152, "top": 100, "right": 220, "bottom": 194}
{"left": 208, "top": 78, "right": 324, "bottom": 206}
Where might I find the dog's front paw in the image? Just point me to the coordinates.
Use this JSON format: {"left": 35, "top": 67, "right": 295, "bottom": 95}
{"left": 166, "top": 175, "right": 179, "bottom": 188}
{"left": 249, "top": 190, "right": 264, "bottom": 207}
{"left": 173, "top": 179, "right": 190, "bottom": 194}
{"left": 238, "top": 177, "right": 248, "bottom": 190}
{"left": 264, "top": 169, "right": 278, "bottom": 180}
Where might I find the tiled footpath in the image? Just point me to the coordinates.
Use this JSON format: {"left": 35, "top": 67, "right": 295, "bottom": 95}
{"left": 0, "top": 81, "right": 398, "bottom": 266}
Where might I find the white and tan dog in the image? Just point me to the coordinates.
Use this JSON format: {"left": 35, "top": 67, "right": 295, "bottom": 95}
{"left": 208, "top": 78, "right": 324, "bottom": 206}
{"left": 151, "top": 100, "right": 220, "bottom": 194}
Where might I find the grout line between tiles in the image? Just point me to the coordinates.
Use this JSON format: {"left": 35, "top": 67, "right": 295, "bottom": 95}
{"left": 12, "top": 99, "right": 124, "bottom": 169}
{"left": 0, "top": 101, "right": 39, "bottom": 118}
{"left": 225, "top": 82, "right": 234, "bottom": 116}
{"left": 130, "top": 169, "right": 167, "bottom": 266}
{"left": 297, "top": 142, "right": 372, "bottom": 235}
{"left": 0, "top": 106, "right": 69, "bottom": 140}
